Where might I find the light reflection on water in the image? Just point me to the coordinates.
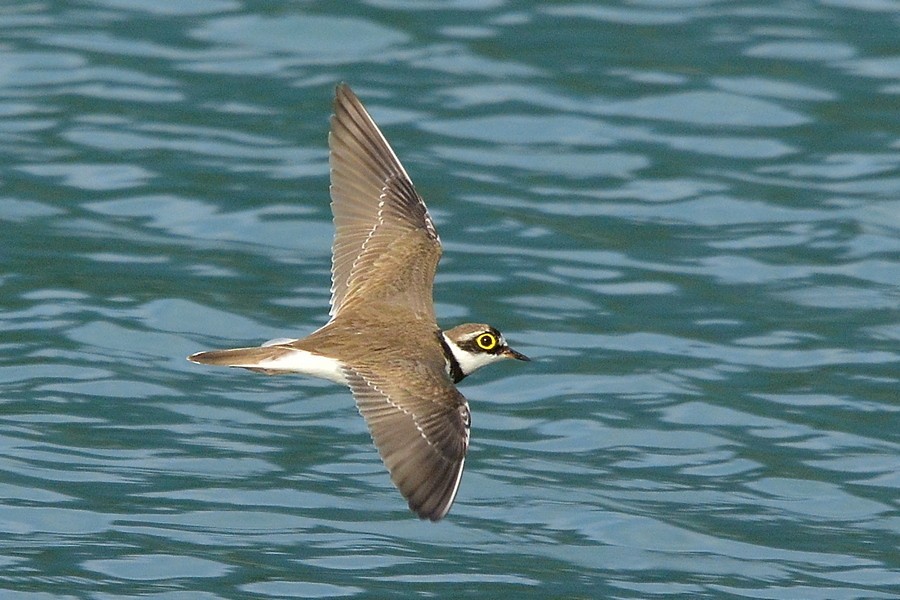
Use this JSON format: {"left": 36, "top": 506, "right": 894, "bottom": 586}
{"left": 1, "top": 1, "right": 898, "bottom": 598}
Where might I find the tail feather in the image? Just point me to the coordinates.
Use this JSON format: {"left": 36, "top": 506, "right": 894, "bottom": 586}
{"left": 188, "top": 343, "right": 346, "bottom": 382}
{"left": 188, "top": 346, "right": 291, "bottom": 374}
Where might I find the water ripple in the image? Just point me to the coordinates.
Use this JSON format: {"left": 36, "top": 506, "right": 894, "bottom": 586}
{"left": 1, "top": 0, "right": 898, "bottom": 598}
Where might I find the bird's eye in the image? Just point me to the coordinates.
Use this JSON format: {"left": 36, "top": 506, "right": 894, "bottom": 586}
{"left": 475, "top": 333, "right": 498, "bottom": 351}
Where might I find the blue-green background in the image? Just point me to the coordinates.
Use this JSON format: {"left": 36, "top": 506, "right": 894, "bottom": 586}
{"left": 2, "top": 1, "right": 898, "bottom": 598}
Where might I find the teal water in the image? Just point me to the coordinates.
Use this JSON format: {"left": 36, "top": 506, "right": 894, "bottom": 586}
{"left": 2, "top": 1, "right": 899, "bottom": 598}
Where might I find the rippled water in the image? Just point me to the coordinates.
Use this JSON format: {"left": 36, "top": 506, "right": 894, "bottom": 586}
{"left": 2, "top": 1, "right": 898, "bottom": 598}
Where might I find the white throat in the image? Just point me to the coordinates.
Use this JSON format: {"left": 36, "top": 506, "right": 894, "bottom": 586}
{"left": 442, "top": 333, "right": 504, "bottom": 378}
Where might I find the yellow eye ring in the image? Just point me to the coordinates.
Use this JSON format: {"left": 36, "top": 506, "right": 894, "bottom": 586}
{"left": 476, "top": 333, "right": 498, "bottom": 351}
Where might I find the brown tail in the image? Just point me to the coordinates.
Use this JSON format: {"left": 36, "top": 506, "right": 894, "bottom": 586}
{"left": 187, "top": 346, "right": 290, "bottom": 374}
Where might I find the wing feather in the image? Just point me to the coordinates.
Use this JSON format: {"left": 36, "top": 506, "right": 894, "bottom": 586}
{"left": 344, "top": 365, "right": 470, "bottom": 521}
{"left": 328, "top": 84, "right": 442, "bottom": 321}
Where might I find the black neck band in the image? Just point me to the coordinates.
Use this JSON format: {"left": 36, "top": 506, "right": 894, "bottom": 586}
{"left": 438, "top": 333, "right": 466, "bottom": 383}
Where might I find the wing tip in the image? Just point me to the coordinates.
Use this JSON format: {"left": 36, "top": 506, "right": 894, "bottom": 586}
{"left": 333, "top": 82, "right": 361, "bottom": 120}
{"left": 335, "top": 81, "right": 352, "bottom": 99}
{"left": 410, "top": 455, "right": 466, "bottom": 522}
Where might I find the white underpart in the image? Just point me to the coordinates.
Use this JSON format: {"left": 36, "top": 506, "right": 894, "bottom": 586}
{"left": 239, "top": 347, "right": 348, "bottom": 384}
{"left": 442, "top": 333, "right": 508, "bottom": 377}
{"left": 262, "top": 337, "right": 298, "bottom": 347}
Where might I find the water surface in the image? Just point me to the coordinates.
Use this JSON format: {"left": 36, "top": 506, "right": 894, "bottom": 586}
{"left": 1, "top": 1, "right": 898, "bottom": 598}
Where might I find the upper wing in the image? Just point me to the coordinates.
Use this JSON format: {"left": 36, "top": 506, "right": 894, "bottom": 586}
{"left": 328, "top": 84, "right": 442, "bottom": 321}
{"left": 344, "top": 364, "right": 470, "bottom": 521}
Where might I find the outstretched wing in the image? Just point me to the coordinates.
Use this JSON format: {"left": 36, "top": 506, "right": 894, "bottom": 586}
{"left": 328, "top": 84, "right": 442, "bottom": 321}
{"left": 344, "top": 364, "right": 470, "bottom": 521}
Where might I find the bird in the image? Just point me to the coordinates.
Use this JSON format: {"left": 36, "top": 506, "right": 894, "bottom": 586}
{"left": 188, "top": 83, "right": 529, "bottom": 521}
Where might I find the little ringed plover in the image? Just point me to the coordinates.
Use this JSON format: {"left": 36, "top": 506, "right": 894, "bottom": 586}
{"left": 188, "top": 84, "right": 528, "bottom": 521}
